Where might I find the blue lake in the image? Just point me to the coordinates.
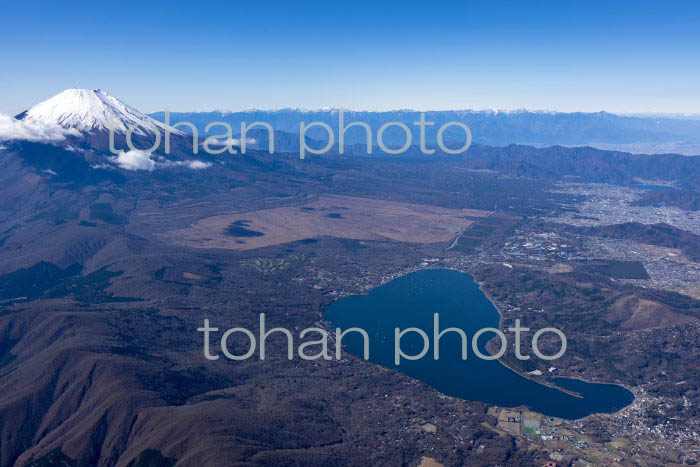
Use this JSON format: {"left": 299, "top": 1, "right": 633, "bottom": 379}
{"left": 325, "top": 268, "right": 634, "bottom": 419}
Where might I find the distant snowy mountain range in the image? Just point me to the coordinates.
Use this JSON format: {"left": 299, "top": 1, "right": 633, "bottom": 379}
{"left": 152, "top": 108, "right": 700, "bottom": 155}
{"left": 2, "top": 89, "right": 700, "bottom": 156}
{"left": 3, "top": 89, "right": 700, "bottom": 193}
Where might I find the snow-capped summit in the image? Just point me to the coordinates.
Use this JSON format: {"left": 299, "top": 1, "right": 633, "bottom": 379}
{"left": 16, "top": 88, "right": 178, "bottom": 136}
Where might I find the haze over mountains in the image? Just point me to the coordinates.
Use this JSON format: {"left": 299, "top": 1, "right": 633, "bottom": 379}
{"left": 5, "top": 89, "right": 700, "bottom": 157}
{"left": 3, "top": 89, "right": 700, "bottom": 192}
{"left": 153, "top": 108, "right": 700, "bottom": 155}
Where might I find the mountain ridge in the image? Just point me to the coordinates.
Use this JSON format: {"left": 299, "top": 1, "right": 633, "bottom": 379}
{"left": 151, "top": 108, "right": 700, "bottom": 155}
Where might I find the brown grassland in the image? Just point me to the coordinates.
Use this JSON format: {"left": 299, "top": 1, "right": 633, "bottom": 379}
{"left": 162, "top": 195, "right": 491, "bottom": 250}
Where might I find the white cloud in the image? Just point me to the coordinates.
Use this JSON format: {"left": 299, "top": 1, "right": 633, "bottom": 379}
{"left": 181, "top": 160, "right": 212, "bottom": 169}
{"left": 160, "top": 159, "right": 213, "bottom": 170}
{"left": 0, "top": 113, "right": 79, "bottom": 143}
{"left": 110, "top": 151, "right": 211, "bottom": 171}
{"left": 204, "top": 137, "right": 256, "bottom": 148}
{"left": 112, "top": 150, "right": 156, "bottom": 171}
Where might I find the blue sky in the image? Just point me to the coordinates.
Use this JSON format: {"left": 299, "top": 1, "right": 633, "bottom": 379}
{"left": 2, "top": 0, "right": 699, "bottom": 114}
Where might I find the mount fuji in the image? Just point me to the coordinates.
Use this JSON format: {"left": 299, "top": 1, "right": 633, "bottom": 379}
{"left": 3, "top": 89, "right": 208, "bottom": 174}
{"left": 16, "top": 88, "right": 179, "bottom": 137}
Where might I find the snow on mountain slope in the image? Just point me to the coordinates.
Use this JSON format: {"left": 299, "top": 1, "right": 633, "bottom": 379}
{"left": 17, "top": 89, "right": 181, "bottom": 136}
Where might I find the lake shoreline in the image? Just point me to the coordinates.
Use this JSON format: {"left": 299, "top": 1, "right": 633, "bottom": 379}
{"left": 325, "top": 267, "right": 635, "bottom": 420}
{"left": 473, "top": 276, "right": 586, "bottom": 400}
{"left": 470, "top": 268, "right": 635, "bottom": 418}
